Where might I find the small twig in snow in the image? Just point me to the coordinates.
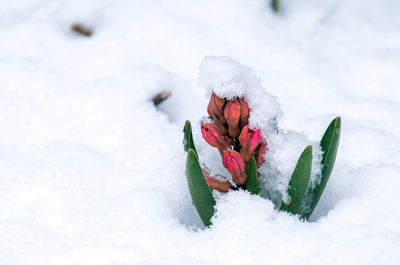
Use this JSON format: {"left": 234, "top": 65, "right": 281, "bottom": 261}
{"left": 71, "top": 23, "right": 93, "bottom": 37}
{"left": 152, "top": 91, "right": 171, "bottom": 106}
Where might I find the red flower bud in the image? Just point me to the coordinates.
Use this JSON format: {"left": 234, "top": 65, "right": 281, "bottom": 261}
{"left": 224, "top": 99, "right": 241, "bottom": 138}
{"left": 203, "top": 171, "right": 232, "bottom": 193}
{"left": 256, "top": 142, "right": 267, "bottom": 167}
{"left": 239, "top": 126, "right": 261, "bottom": 163}
{"left": 207, "top": 93, "right": 226, "bottom": 121}
{"left": 201, "top": 122, "right": 231, "bottom": 153}
{"left": 239, "top": 98, "right": 250, "bottom": 129}
{"left": 214, "top": 118, "right": 229, "bottom": 137}
{"left": 207, "top": 93, "right": 228, "bottom": 136}
{"left": 223, "top": 149, "right": 247, "bottom": 185}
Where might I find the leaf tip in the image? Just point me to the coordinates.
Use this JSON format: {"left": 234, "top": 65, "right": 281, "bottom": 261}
{"left": 188, "top": 148, "right": 196, "bottom": 157}
{"left": 331, "top": 117, "right": 341, "bottom": 134}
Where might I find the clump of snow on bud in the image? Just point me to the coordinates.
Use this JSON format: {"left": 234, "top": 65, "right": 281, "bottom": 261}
{"left": 199, "top": 56, "right": 281, "bottom": 135}
{"left": 199, "top": 56, "right": 323, "bottom": 202}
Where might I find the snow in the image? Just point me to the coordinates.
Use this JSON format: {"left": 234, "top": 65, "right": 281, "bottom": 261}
{"left": 1, "top": 0, "right": 400, "bottom": 264}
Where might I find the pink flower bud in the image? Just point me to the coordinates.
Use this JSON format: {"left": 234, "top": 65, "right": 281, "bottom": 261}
{"left": 239, "top": 125, "right": 262, "bottom": 163}
{"left": 256, "top": 141, "right": 267, "bottom": 167}
{"left": 223, "top": 149, "right": 247, "bottom": 185}
{"left": 203, "top": 171, "right": 232, "bottom": 193}
{"left": 214, "top": 118, "right": 229, "bottom": 137}
{"left": 207, "top": 93, "right": 229, "bottom": 136}
{"left": 201, "top": 122, "right": 231, "bottom": 153}
{"left": 207, "top": 93, "right": 226, "bottom": 122}
{"left": 239, "top": 98, "right": 250, "bottom": 129}
{"left": 224, "top": 99, "right": 241, "bottom": 138}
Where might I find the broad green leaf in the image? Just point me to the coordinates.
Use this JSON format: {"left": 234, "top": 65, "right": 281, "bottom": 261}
{"left": 246, "top": 156, "right": 260, "bottom": 195}
{"left": 302, "top": 117, "right": 341, "bottom": 219}
{"left": 186, "top": 148, "right": 216, "bottom": 227}
{"left": 280, "top": 145, "right": 312, "bottom": 214}
{"left": 183, "top": 120, "right": 197, "bottom": 157}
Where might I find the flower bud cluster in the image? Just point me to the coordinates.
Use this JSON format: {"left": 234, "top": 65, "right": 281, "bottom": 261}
{"left": 201, "top": 93, "right": 267, "bottom": 191}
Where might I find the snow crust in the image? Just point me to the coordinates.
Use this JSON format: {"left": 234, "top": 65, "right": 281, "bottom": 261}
{"left": 1, "top": 0, "right": 400, "bottom": 264}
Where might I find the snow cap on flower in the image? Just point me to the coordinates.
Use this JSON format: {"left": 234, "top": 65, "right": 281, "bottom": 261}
{"left": 199, "top": 56, "right": 282, "bottom": 137}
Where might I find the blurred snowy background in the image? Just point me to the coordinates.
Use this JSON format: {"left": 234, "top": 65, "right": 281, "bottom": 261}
{"left": 0, "top": 0, "right": 400, "bottom": 264}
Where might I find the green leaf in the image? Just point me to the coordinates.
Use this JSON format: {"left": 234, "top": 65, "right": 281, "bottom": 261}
{"left": 183, "top": 120, "right": 197, "bottom": 157}
{"left": 186, "top": 148, "right": 216, "bottom": 227}
{"left": 246, "top": 156, "right": 260, "bottom": 195}
{"left": 280, "top": 145, "right": 313, "bottom": 214}
{"left": 302, "top": 117, "right": 341, "bottom": 219}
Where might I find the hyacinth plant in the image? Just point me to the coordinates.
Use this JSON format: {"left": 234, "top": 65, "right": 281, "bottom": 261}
{"left": 183, "top": 93, "right": 341, "bottom": 227}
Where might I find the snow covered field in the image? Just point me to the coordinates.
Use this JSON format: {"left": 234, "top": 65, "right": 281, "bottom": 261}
{"left": 1, "top": 0, "right": 400, "bottom": 264}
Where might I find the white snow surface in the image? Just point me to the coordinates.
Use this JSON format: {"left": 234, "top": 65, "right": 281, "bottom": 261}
{"left": 1, "top": 0, "right": 400, "bottom": 264}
